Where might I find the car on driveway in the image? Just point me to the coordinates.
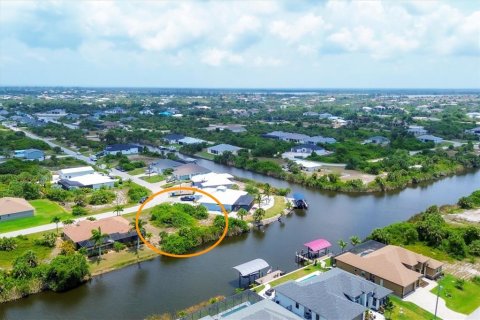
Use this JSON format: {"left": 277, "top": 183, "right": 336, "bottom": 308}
{"left": 265, "top": 288, "right": 275, "bottom": 297}
{"left": 180, "top": 195, "right": 195, "bottom": 201}
{"left": 139, "top": 196, "right": 148, "bottom": 204}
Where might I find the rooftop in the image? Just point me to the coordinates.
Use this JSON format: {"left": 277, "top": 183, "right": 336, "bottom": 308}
{"left": 173, "top": 163, "right": 211, "bottom": 177}
{"left": 59, "top": 166, "right": 94, "bottom": 175}
{"left": 63, "top": 216, "right": 133, "bottom": 243}
{"left": 304, "top": 238, "right": 332, "bottom": 251}
{"left": 0, "top": 197, "right": 34, "bottom": 216}
{"left": 67, "top": 173, "right": 115, "bottom": 186}
{"left": 233, "top": 258, "right": 270, "bottom": 276}
{"left": 209, "top": 144, "right": 243, "bottom": 153}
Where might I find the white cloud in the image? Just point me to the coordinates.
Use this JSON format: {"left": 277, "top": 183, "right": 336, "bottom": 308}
{"left": 201, "top": 48, "right": 244, "bottom": 66}
{"left": 269, "top": 13, "right": 325, "bottom": 44}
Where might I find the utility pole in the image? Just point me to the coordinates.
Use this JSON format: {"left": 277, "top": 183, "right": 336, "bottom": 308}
{"left": 434, "top": 285, "right": 443, "bottom": 319}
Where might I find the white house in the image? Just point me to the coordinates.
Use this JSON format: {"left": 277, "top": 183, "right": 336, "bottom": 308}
{"left": 104, "top": 144, "right": 140, "bottom": 155}
{"left": 207, "top": 144, "right": 243, "bottom": 155}
{"left": 191, "top": 172, "right": 235, "bottom": 188}
{"left": 58, "top": 166, "right": 115, "bottom": 190}
{"left": 59, "top": 166, "right": 95, "bottom": 179}
{"left": 196, "top": 187, "right": 253, "bottom": 212}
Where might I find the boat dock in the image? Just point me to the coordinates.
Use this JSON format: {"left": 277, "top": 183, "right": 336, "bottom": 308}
{"left": 254, "top": 270, "right": 284, "bottom": 285}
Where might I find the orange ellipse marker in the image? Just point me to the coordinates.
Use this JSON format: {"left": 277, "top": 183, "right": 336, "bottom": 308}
{"left": 135, "top": 186, "right": 229, "bottom": 258}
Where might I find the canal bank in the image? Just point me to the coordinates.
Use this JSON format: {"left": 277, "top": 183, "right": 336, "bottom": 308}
{"left": 1, "top": 163, "right": 479, "bottom": 320}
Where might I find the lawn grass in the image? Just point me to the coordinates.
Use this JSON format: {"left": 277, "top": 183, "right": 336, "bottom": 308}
{"left": 403, "top": 243, "right": 455, "bottom": 263}
{"left": 251, "top": 285, "right": 265, "bottom": 293}
{"left": 389, "top": 295, "right": 438, "bottom": 320}
{"left": 88, "top": 246, "right": 158, "bottom": 275}
{"left": 264, "top": 196, "right": 286, "bottom": 219}
{"left": 141, "top": 174, "right": 166, "bottom": 183}
{"left": 0, "top": 199, "right": 71, "bottom": 234}
{"left": 269, "top": 260, "right": 330, "bottom": 287}
{"left": 0, "top": 231, "right": 57, "bottom": 269}
{"left": 195, "top": 151, "right": 215, "bottom": 160}
{"left": 430, "top": 274, "right": 480, "bottom": 315}
{"left": 127, "top": 167, "right": 147, "bottom": 175}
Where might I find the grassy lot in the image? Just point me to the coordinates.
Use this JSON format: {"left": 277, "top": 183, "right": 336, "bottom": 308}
{"left": 252, "top": 285, "right": 265, "bottom": 293}
{"left": 195, "top": 151, "right": 215, "bottom": 160}
{"left": 403, "top": 243, "right": 455, "bottom": 263}
{"left": 0, "top": 231, "right": 57, "bottom": 269}
{"left": 127, "top": 167, "right": 147, "bottom": 175}
{"left": 89, "top": 246, "right": 158, "bottom": 275}
{"left": 0, "top": 199, "right": 70, "bottom": 234}
{"left": 389, "top": 295, "right": 438, "bottom": 320}
{"left": 264, "top": 196, "right": 286, "bottom": 219}
{"left": 431, "top": 274, "right": 480, "bottom": 315}
{"left": 269, "top": 259, "right": 331, "bottom": 287}
{"left": 141, "top": 174, "right": 166, "bottom": 183}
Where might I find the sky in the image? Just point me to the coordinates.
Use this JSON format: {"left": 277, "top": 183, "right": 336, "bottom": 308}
{"left": 0, "top": 0, "right": 479, "bottom": 88}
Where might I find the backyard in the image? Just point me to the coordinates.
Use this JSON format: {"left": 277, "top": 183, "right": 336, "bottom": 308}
{"left": 268, "top": 258, "right": 331, "bottom": 287}
{"left": 141, "top": 174, "right": 166, "bottom": 183}
{"left": 389, "top": 296, "right": 438, "bottom": 320}
{"left": 430, "top": 274, "right": 480, "bottom": 315}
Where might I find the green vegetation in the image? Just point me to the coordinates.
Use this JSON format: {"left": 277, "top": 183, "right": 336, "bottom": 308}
{"left": 389, "top": 295, "right": 438, "bottom": 320}
{"left": 0, "top": 232, "right": 56, "bottom": 269}
{"left": 0, "top": 199, "right": 69, "bottom": 233}
{"left": 0, "top": 128, "right": 51, "bottom": 153}
{"left": 127, "top": 184, "right": 150, "bottom": 203}
{"left": 195, "top": 151, "right": 215, "bottom": 160}
{"left": 431, "top": 274, "right": 480, "bottom": 315}
{"left": 269, "top": 260, "right": 330, "bottom": 287}
{"left": 310, "top": 140, "right": 389, "bottom": 163}
{"left": 457, "top": 190, "right": 480, "bottom": 209}
{"left": 141, "top": 174, "right": 166, "bottom": 183}
{"left": 264, "top": 196, "right": 286, "bottom": 219}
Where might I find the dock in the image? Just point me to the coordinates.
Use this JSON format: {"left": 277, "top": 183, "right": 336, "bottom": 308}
{"left": 254, "top": 270, "right": 284, "bottom": 285}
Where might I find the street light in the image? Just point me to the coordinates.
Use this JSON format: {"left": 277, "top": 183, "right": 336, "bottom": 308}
{"left": 434, "top": 285, "right": 443, "bottom": 319}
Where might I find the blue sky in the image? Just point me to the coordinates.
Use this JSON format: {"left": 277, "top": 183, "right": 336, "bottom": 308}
{"left": 0, "top": 0, "right": 479, "bottom": 88}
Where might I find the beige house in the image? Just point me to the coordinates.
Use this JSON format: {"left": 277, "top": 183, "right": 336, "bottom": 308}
{"left": 334, "top": 244, "right": 443, "bottom": 297}
{"left": 0, "top": 197, "right": 35, "bottom": 221}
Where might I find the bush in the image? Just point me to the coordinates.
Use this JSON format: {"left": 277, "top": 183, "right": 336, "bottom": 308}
{"left": 89, "top": 189, "right": 115, "bottom": 205}
{"left": 60, "top": 241, "right": 76, "bottom": 256}
{"left": 454, "top": 278, "right": 465, "bottom": 290}
{"left": 34, "top": 233, "right": 56, "bottom": 248}
{"left": 128, "top": 185, "right": 149, "bottom": 203}
{"left": 45, "top": 254, "right": 90, "bottom": 292}
{"left": 72, "top": 205, "right": 88, "bottom": 216}
{"left": 469, "top": 240, "right": 480, "bottom": 256}
{"left": 0, "top": 237, "right": 17, "bottom": 251}
{"left": 113, "top": 241, "right": 126, "bottom": 252}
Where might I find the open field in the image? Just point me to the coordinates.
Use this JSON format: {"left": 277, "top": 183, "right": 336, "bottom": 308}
{"left": 0, "top": 199, "right": 70, "bottom": 234}
{"left": 89, "top": 246, "right": 158, "bottom": 275}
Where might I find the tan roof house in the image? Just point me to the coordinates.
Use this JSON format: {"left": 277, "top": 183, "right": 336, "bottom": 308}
{"left": 0, "top": 197, "right": 35, "bottom": 222}
{"left": 334, "top": 242, "right": 443, "bottom": 297}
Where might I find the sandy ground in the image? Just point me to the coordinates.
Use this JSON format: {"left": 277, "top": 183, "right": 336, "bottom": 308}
{"left": 447, "top": 208, "right": 480, "bottom": 223}
{"left": 443, "top": 260, "right": 480, "bottom": 279}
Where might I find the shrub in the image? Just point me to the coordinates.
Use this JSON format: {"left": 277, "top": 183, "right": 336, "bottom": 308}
{"left": 45, "top": 254, "right": 90, "bottom": 292}
{"left": 454, "top": 278, "right": 465, "bottom": 290}
{"left": 34, "top": 233, "right": 56, "bottom": 248}
{"left": 469, "top": 240, "right": 480, "bottom": 256}
{"left": 72, "top": 205, "right": 88, "bottom": 216}
{"left": 89, "top": 189, "right": 115, "bottom": 205}
{"left": 128, "top": 185, "right": 149, "bottom": 203}
{"left": 0, "top": 237, "right": 17, "bottom": 251}
{"left": 113, "top": 241, "right": 126, "bottom": 252}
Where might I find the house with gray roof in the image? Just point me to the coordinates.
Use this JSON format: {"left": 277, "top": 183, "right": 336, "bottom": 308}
{"left": 417, "top": 134, "right": 443, "bottom": 144}
{"left": 207, "top": 144, "right": 243, "bottom": 156}
{"left": 172, "top": 163, "right": 211, "bottom": 180}
{"left": 263, "top": 131, "right": 310, "bottom": 144}
{"left": 363, "top": 136, "right": 390, "bottom": 145}
{"left": 274, "top": 268, "right": 392, "bottom": 320}
{"left": 148, "top": 159, "right": 183, "bottom": 174}
{"left": 13, "top": 149, "right": 45, "bottom": 161}
{"left": 306, "top": 136, "right": 336, "bottom": 145}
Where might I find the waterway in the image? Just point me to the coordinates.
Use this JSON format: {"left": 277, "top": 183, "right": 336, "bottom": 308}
{"left": 2, "top": 161, "right": 479, "bottom": 320}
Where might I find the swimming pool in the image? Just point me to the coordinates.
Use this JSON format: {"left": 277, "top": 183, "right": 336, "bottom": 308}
{"left": 296, "top": 271, "right": 321, "bottom": 283}
{"left": 220, "top": 303, "right": 249, "bottom": 318}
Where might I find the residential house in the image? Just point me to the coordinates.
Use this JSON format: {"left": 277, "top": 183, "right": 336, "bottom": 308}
{"left": 306, "top": 136, "right": 336, "bottom": 145}
{"left": 172, "top": 163, "right": 211, "bottom": 180}
{"left": 282, "top": 144, "right": 329, "bottom": 160}
{"left": 197, "top": 186, "right": 253, "bottom": 212}
{"left": 148, "top": 159, "right": 183, "bottom": 174}
{"left": 303, "top": 112, "right": 319, "bottom": 117}
{"left": 274, "top": 268, "right": 392, "bottom": 320}
{"left": 205, "top": 124, "right": 246, "bottom": 133}
{"left": 59, "top": 166, "right": 95, "bottom": 179}
{"left": 191, "top": 172, "right": 235, "bottom": 189}
{"left": 0, "top": 197, "right": 35, "bottom": 221}
{"left": 263, "top": 131, "right": 310, "bottom": 144}
{"left": 363, "top": 136, "right": 390, "bottom": 145}
{"left": 219, "top": 299, "right": 302, "bottom": 320}
{"left": 104, "top": 107, "right": 126, "bottom": 114}
{"left": 334, "top": 241, "right": 443, "bottom": 297}
{"left": 13, "top": 149, "right": 45, "bottom": 161}
{"left": 178, "top": 137, "right": 205, "bottom": 145}
{"left": 163, "top": 133, "right": 185, "bottom": 144}
{"left": 407, "top": 125, "right": 428, "bottom": 136}
{"left": 207, "top": 144, "right": 243, "bottom": 156}
{"left": 465, "top": 127, "right": 480, "bottom": 136}
{"left": 58, "top": 166, "right": 115, "bottom": 190}
{"left": 417, "top": 135, "right": 443, "bottom": 144}
{"left": 63, "top": 216, "right": 138, "bottom": 254}
{"left": 318, "top": 113, "right": 333, "bottom": 119}
{"left": 104, "top": 144, "right": 140, "bottom": 155}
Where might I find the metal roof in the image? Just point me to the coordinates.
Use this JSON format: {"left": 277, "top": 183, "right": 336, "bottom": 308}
{"left": 233, "top": 259, "right": 269, "bottom": 276}
{"left": 304, "top": 238, "right": 332, "bottom": 251}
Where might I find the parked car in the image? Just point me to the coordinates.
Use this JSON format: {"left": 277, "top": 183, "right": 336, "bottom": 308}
{"left": 180, "top": 195, "right": 195, "bottom": 201}
{"left": 265, "top": 288, "right": 275, "bottom": 297}
{"left": 139, "top": 196, "right": 148, "bottom": 204}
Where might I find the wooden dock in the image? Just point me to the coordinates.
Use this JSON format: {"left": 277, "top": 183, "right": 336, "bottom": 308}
{"left": 254, "top": 270, "right": 284, "bottom": 285}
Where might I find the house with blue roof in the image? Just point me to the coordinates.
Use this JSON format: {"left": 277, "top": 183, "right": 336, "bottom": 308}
{"left": 13, "top": 149, "right": 45, "bottom": 161}
{"left": 104, "top": 144, "right": 140, "bottom": 155}
{"left": 417, "top": 134, "right": 443, "bottom": 144}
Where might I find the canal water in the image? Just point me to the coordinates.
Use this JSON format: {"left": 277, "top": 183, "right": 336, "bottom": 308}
{"left": 2, "top": 161, "right": 479, "bottom": 320}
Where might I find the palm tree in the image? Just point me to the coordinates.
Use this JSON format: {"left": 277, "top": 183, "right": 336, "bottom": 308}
{"left": 114, "top": 204, "right": 124, "bottom": 216}
{"left": 338, "top": 239, "right": 348, "bottom": 253}
{"left": 285, "top": 201, "right": 293, "bottom": 212}
{"left": 51, "top": 216, "right": 61, "bottom": 235}
{"left": 255, "top": 192, "right": 262, "bottom": 208}
{"left": 130, "top": 219, "right": 146, "bottom": 250}
{"left": 263, "top": 183, "right": 271, "bottom": 203}
{"left": 236, "top": 208, "right": 248, "bottom": 220}
{"left": 90, "top": 227, "right": 108, "bottom": 257}
{"left": 349, "top": 235, "right": 361, "bottom": 247}
{"left": 253, "top": 208, "right": 265, "bottom": 225}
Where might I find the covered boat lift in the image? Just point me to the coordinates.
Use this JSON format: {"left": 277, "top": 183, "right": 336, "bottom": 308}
{"left": 233, "top": 258, "right": 270, "bottom": 287}
{"left": 292, "top": 193, "right": 308, "bottom": 209}
{"left": 296, "top": 238, "right": 332, "bottom": 263}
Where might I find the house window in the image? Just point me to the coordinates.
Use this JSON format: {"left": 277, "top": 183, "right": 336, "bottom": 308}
{"left": 295, "top": 302, "right": 299, "bottom": 309}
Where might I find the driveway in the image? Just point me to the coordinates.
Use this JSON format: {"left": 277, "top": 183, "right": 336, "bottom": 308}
{"left": 404, "top": 278, "right": 466, "bottom": 320}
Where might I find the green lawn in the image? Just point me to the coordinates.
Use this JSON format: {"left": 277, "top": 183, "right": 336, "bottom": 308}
{"left": 264, "top": 196, "right": 286, "bottom": 219}
{"left": 0, "top": 199, "right": 71, "bottom": 234}
{"left": 195, "top": 151, "right": 215, "bottom": 160}
{"left": 0, "top": 231, "right": 56, "bottom": 269}
{"left": 430, "top": 274, "right": 480, "bottom": 315}
{"left": 389, "top": 295, "right": 438, "bottom": 320}
{"left": 269, "top": 260, "right": 330, "bottom": 287}
{"left": 141, "top": 174, "right": 166, "bottom": 183}
{"left": 127, "top": 167, "right": 147, "bottom": 175}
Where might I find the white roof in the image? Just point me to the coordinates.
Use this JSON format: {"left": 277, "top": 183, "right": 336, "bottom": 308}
{"left": 233, "top": 259, "right": 269, "bottom": 276}
{"left": 191, "top": 172, "right": 234, "bottom": 187}
{"left": 59, "top": 166, "right": 94, "bottom": 175}
{"left": 69, "top": 173, "right": 115, "bottom": 186}
{"left": 293, "top": 159, "right": 323, "bottom": 168}
{"left": 198, "top": 188, "right": 247, "bottom": 206}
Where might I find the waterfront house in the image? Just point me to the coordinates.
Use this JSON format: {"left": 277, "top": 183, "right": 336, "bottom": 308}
{"left": 163, "top": 133, "right": 185, "bottom": 144}
{"left": 0, "top": 197, "right": 35, "bottom": 221}
{"left": 417, "top": 134, "right": 443, "bottom": 144}
{"left": 207, "top": 144, "right": 243, "bottom": 156}
{"left": 197, "top": 186, "right": 253, "bottom": 212}
{"left": 263, "top": 131, "right": 310, "bottom": 144}
{"left": 363, "top": 136, "right": 390, "bottom": 145}
{"left": 148, "top": 159, "right": 183, "bottom": 174}
{"left": 274, "top": 268, "right": 392, "bottom": 320}
{"left": 172, "top": 163, "right": 211, "bottom": 180}
{"left": 334, "top": 241, "right": 443, "bottom": 297}
{"left": 104, "top": 144, "right": 140, "bottom": 155}
{"left": 290, "top": 144, "right": 325, "bottom": 154}
{"left": 191, "top": 172, "right": 235, "bottom": 189}
{"left": 63, "top": 216, "right": 138, "bottom": 254}
{"left": 13, "top": 148, "right": 45, "bottom": 161}
{"left": 178, "top": 137, "right": 206, "bottom": 145}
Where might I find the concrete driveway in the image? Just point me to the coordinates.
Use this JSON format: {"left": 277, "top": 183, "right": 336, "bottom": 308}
{"left": 404, "top": 278, "right": 466, "bottom": 320}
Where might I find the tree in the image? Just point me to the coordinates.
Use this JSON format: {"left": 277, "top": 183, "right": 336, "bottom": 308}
{"left": 90, "top": 227, "right": 108, "bottom": 257}
{"left": 114, "top": 204, "right": 124, "bottom": 216}
{"left": 236, "top": 208, "right": 248, "bottom": 220}
{"left": 253, "top": 208, "right": 265, "bottom": 224}
{"left": 130, "top": 219, "right": 146, "bottom": 250}
{"left": 263, "top": 183, "right": 271, "bottom": 203}
{"left": 338, "top": 239, "right": 348, "bottom": 252}
{"left": 349, "top": 236, "right": 361, "bottom": 247}
{"left": 383, "top": 296, "right": 395, "bottom": 320}
{"left": 45, "top": 253, "right": 90, "bottom": 292}
{"left": 51, "top": 216, "right": 61, "bottom": 235}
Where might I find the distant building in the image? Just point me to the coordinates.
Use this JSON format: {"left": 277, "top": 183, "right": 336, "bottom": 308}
{"left": 13, "top": 149, "right": 45, "bottom": 161}
{"left": 148, "top": 159, "right": 183, "bottom": 174}
{"left": 172, "top": 163, "right": 211, "bottom": 180}
{"left": 58, "top": 166, "right": 115, "bottom": 190}
{"left": 290, "top": 144, "right": 325, "bottom": 154}
{"left": 407, "top": 125, "right": 428, "bottom": 136}
{"left": 204, "top": 124, "right": 246, "bottom": 133}
{"left": 178, "top": 137, "right": 205, "bottom": 145}
{"left": 163, "top": 133, "right": 185, "bottom": 144}
{"left": 263, "top": 131, "right": 310, "bottom": 144}
{"left": 417, "top": 134, "right": 443, "bottom": 144}
{"left": 63, "top": 216, "right": 138, "bottom": 255}
{"left": 274, "top": 268, "right": 392, "bottom": 320}
{"left": 191, "top": 172, "right": 235, "bottom": 189}
{"left": 104, "top": 144, "right": 140, "bottom": 155}
{"left": 303, "top": 111, "right": 319, "bottom": 117}
{"left": 466, "top": 127, "right": 480, "bottom": 136}
{"left": 363, "top": 136, "right": 390, "bottom": 145}
{"left": 0, "top": 197, "right": 35, "bottom": 221}
{"left": 197, "top": 186, "right": 253, "bottom": 212}
{"left": 59, "top": 166, "right": 95, "bottom": 179}
{"left": 207, "top": 144, "right": 243, "bottom": 156}
{"left": 306, "top": 136, "right": 336, "bottom": 145}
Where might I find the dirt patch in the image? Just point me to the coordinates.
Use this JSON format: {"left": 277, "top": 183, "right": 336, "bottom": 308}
{"left": 446, "top": 208, "right": 480, "bottom": 223}
{"left": 443, "top": 260, "right": 480, "bottom": 279}
{"left": 127, "top": 155, "right": 159, "bottom": 164}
